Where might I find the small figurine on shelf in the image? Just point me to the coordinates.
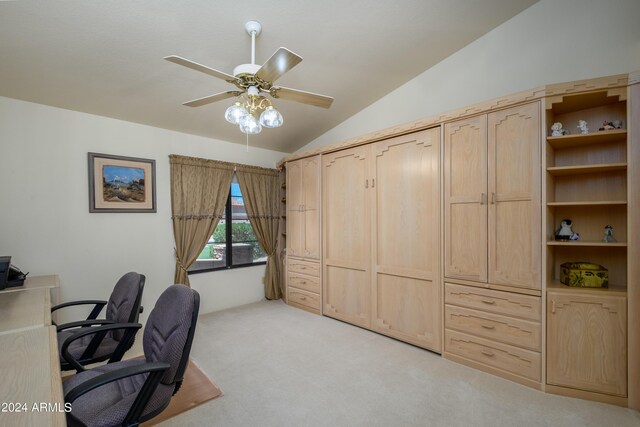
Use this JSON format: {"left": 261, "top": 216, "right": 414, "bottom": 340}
{"left": 550, "top": 122, "right": 565, "bottom": 136}
{"left": 577, "top": 120, "right": 589, "bottom": 134}
{"left": 612, "top": 120, "right": 623, "bottom": 129}
{"left": 555, "top": 219, "right": 578, "bottom": 241}
{"left": 603, "top": 225, "right": 617, "bottom": 243}
{"left": 599, "top": 121, "right": 615, "bottom": 131}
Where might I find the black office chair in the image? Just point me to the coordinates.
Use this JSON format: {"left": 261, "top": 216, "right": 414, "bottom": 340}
{"left": 63, "top": 284, "right": 200, "bottom": 427}
{"left": 53, "top": 272, "right": 145, "bottom": 372}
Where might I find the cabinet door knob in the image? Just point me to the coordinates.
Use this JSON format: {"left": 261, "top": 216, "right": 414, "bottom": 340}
{"left": 365, "top": 179, "right": 369, "bottom": 188}
{"left": 481, "top": 350, "right": 495, "bottom": 357}
{"left": 481, "top": 299, "right": 495, "bottom": 305}
{"left": 480, "top": 193, "right": 487, "bottom": 205}
{"left": 481, "top": 324, "right": 495, "bottom": 330}
{"left": 551, "top": 299, "right": 556, "bottom": 314}
{"left": 491, "top": 192, "right": 496, "bottom": 204}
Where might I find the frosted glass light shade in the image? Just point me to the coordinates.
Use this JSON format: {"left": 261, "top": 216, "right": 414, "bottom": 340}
{"left": 239, "top": 114, "right": 262, "bottom": 134}
{"left": 259, "top": 106, "right": 283, "bottom": 128}
{"left": 225, "top": 102, "right": 248, "bottom": 125}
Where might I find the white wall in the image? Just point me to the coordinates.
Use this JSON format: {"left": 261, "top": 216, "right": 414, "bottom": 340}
{"left": 0, "top": 96, "right": 286, "bottom": 325}
{"left": 300, "top": 0, "right": 640, "bottom": 152}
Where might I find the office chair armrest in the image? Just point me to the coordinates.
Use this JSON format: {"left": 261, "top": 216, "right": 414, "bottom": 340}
{"left": 61, "top": 323, "right": 142, "bottom": 373}
{"left": 56, "top": 319, "right": 115, "bottom": 332}
{"left": 51, "top": 300, "right": 108, "bottom": 321}
{"left": 64, "top": 361, "right": 170, "bottom": 404}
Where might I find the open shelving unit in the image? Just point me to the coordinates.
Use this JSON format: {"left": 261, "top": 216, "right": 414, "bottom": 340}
{"left": 544, "top": 87, "right": 631, "bottom": 404}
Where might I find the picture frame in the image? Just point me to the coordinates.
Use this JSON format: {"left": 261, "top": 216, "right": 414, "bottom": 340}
{"left": 88, "top": 152, "right": 156, "bottom": 213}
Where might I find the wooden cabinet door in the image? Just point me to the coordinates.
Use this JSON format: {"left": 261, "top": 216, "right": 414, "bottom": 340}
{"left": 547, "top": 291, "right": 627, "bottom": 396}
{"left": 488, "top": 102, "right": 541, "bottom": 290}
{"left": 371, "top": 128, "right": 441, "bottom": 351}
{"left": 286, "top": 160, "right": 303, "bottom": 257}
{"left": 287, "top": 156, "right": 321, "bottom": 260}
{"left": 322, "top": 146, "right": 371, "bottom": 328}
{"left": 301, "top": 156, "right": 320, "bottom": 259}
{"left": 444, "top": 115, "right": 488, "bottom": 282}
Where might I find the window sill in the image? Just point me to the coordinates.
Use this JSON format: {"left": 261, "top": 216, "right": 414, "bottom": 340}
{"left": 188, "top": 261, "right": 267, "bottom": 275}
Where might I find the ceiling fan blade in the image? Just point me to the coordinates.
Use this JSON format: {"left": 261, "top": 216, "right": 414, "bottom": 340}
{"left": 164, "top": 55, "right": 239, "bottom": 84}
{"left": 255, "top": 48, "right": 303, "bottom": 83}
{"left": 271, "top": 86, "right": 334, "bottom": 109}
{"left": 183, "top": 91, "right": 243, "bottom": 107}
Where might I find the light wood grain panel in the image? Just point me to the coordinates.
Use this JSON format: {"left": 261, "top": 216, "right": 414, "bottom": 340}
{"left": 286, "top": 160, "right": 303, "bottom": 212}
{"left": 287, "top": 272, "right": 320, "bottom": 294}
{"left": 286, "top": 156, "right": 321, "bottom": 260}
{"left": 444, "top": 115, "right": 488, "bottom": 282}
{"left": 552, "top": 140, "right": 626, "bottom": 167}
{"left": 547, "top": 291, "right": 627, "bottom": 396}
{"left": 0, "top": 288, "right": 50, "bottom": 333}
{"left": 322, "top": 146, "right": 370, "bottom": 266}
{"left": 374, "top": 274, "right": 440, "bottom": 351}
{"left": 445, "top": 283, "right": 541, "bottom": 321}
{"left": 303, "top": 208, "right": 320, "bottom": 259}
{"left": 445, "top": 304, "right": 540, "bottom": 351}
{"left": 445, "top": 329, "right": 541, "bottom": 382}
{"left": 323, "top": 145, "right": 371, "bottom": 328}
{"left": 370, "top": 128, "right": 441, "bottom": 352}
{"left": 488, "top": 102, "right": 541, "bottom": 290}
{"left": 553, "top": 170, "right": 627, "bottom": 202}
{"left": 286, "top": 210, "right": 303, "bottom": 258}
{"left": 373, "top": 130, "right": 439, "bottom": 273}
{"left": 301, "top": 156, "right": 320, "bottom": 211}
{"left": 628, "top": 79, "right": 640, "bottom": 410}
{"left": 0, "top": 328, "right": 65, "bottom": 426}
{"left": 288, "top": 287, "right": 321, "bottom": 311}
{"left": 491, "top": 201, "right": 538, "bottom": 289}
{"left": 323, "top": 265, "right": 370, "bottom": 328}
{"left": 288, "top": 258, "right": 320, "bottom": 277}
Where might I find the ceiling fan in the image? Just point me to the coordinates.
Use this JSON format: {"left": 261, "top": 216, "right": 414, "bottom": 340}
{"left": 165, "top": 21, "right": 333, "bottom": 134}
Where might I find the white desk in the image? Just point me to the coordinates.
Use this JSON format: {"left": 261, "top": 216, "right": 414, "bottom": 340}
{"left": 0, "top": 275, "right": 66, "bottom": 426}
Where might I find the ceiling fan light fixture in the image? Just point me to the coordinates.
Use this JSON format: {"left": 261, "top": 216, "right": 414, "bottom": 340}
{"left": 259, "top": 105, "right": 283, "bottom": 128}
{"left": 239, "top": 114, "right": 262, "bottom": 134}
{"left": 224, "top": 102, "right": 249, "bottom": 125}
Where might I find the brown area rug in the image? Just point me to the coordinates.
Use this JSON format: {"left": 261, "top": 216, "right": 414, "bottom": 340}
{"left": 141, "top": 358, "right": 223, "bottom": 426}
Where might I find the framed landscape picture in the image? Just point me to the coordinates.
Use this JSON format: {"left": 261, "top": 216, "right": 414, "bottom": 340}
{"left": 88, "top": 152, "right": 156, "bottom": 213}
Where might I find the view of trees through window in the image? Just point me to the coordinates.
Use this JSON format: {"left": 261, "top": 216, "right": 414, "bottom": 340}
{"left": 190, "top": 175, "right": 266, "bottom": 272}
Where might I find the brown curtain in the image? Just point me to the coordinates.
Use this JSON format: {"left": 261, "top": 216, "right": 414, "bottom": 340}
{"left": 235, "top": 164, "right": 282, "bottom": 299}
{"left": 169, "top": 155, "right": 234, "bottom": 286}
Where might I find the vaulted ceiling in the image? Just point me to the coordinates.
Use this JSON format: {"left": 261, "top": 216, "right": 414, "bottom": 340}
{"left": 0, "top": 0, "right": 537, "bottom": 152}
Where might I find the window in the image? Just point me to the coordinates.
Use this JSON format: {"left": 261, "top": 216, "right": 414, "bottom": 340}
{"left": 189, "top": 174, "right": 266, "bottom": 273}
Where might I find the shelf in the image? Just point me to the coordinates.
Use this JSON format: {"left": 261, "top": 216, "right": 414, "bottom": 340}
{"left": 546, "top": 162, "right": 627, "bottom": 176}
{"left": 547, "top": 280, "right": 627, "bottom": 296}
{"left": 547, "top": 129, "right": 627, "bottom": 149}
{"left": 547, "top": 240, "right": 627, "bottom": 247}
{"left": 547, "top": 201, "right": 627, "bottom": 207}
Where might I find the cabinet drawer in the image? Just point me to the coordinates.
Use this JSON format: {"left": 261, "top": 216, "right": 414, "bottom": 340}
{"left": 288, "top": 288, "right": 321, "bottom": 311}
{"left": 287, "top": 273, "right": 320, "bottom": 294}
{"left": 288, "top": 259, "right": 320, "bottom": 277}
{"left": 445, "top": 305, "right": 540, "bottom": 351}
{"left": 445, "top": 330, "right": 541, "bottom": 382}
{"left": 445, "top": 283, "right": 541, "bottom": 321}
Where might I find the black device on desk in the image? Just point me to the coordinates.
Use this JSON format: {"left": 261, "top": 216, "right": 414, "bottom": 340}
{"left": 0, "top": 256, "right": 28, "bottom": 290}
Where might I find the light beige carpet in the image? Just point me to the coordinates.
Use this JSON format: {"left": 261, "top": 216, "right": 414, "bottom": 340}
{"left": 141, "top": 358, "right": 223, "bottom": 426}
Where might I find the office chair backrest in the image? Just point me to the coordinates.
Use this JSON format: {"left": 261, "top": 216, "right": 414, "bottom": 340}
{"left": 106, "top": 272, "right": 145, "bottom": 341}
{"left": 143, "top": 284, "right": 199, "bottom": 388}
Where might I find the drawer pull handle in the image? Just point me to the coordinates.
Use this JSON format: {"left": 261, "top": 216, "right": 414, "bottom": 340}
{"left": 481, "top": 299, "right": 495, "bottom": 305}
{"left": 481, "top": 350, "right": 495, "bottom": 357}
{"left": 300, "top": 296, "right": 307, "bottom": 301}
{"left": 301, "top": 281, "right": 306, "bottom": 285}
{"left": 481, "top": 324, "right": 495, "bottom": 330}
